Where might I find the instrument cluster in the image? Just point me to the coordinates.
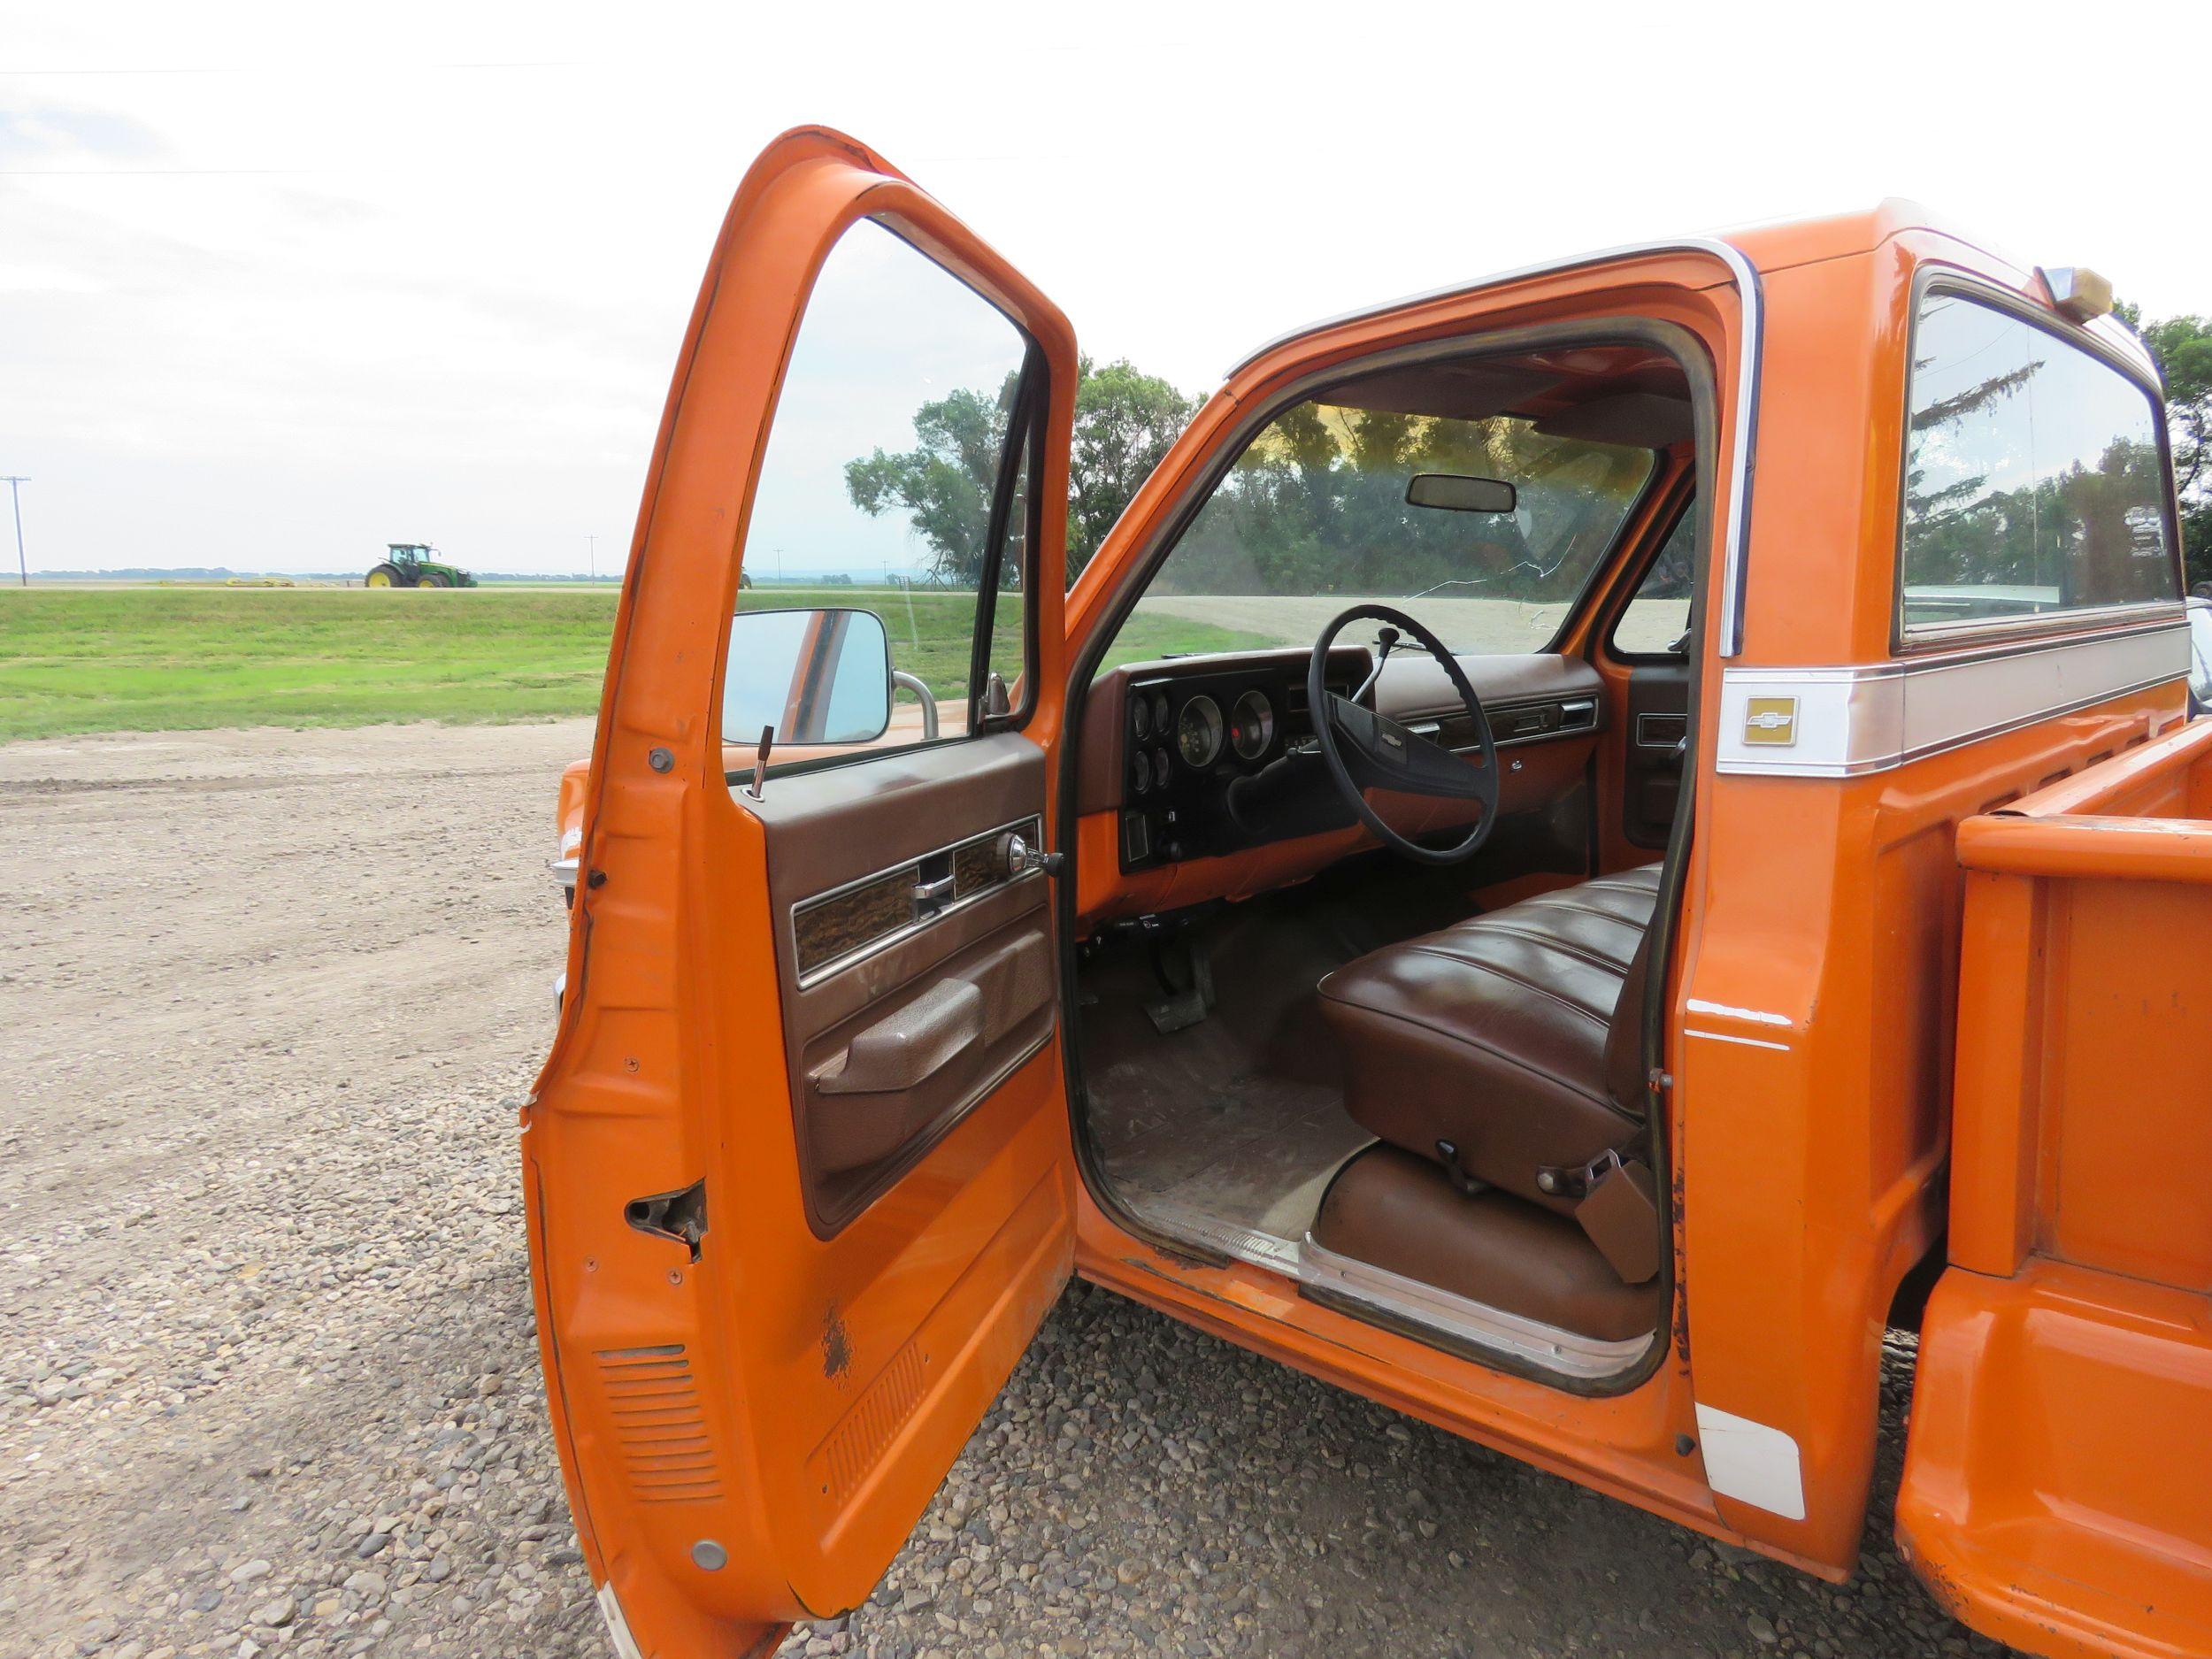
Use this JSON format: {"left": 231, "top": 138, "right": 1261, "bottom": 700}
{"left": 1118, "top": 664, "right": 1335, "bottom": 870}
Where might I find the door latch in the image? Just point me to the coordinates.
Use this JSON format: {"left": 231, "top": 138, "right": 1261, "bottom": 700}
{"left": 625, "top": 1179, "right": 708, "bottom": 1263}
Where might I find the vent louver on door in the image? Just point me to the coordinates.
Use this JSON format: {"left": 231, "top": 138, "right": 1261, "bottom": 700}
{"left": 595, "top": 1345, "right": 723, "bottom": 1504}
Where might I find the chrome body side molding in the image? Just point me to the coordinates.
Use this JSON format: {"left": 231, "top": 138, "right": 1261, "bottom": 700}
{"left": 1714, "top": 618, "right": 2189, "bottom": 778}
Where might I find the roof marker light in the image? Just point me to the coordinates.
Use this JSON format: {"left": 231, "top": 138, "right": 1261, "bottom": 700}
{"left": 2038, "top": 265, "right": 2115, "bottom": 323}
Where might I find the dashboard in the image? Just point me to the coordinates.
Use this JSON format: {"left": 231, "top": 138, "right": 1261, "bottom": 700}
{"left": 1114, "top": 653, "right": 1359, "bottom": 871}
{"left": 1079, "top": 646, "right": 1606, "bottom": 876}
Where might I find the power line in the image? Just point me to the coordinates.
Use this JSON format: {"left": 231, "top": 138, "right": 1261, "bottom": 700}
{"left": 3, "top": 477, "right": 27, "bottom": 588}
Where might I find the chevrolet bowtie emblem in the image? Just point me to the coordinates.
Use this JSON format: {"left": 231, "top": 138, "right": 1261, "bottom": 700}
{"left": 1743, "top": 695, "right": 1799, "bottom": 746}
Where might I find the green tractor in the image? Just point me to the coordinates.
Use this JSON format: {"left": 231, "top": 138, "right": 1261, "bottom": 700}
{"left": 365, "top": 543, "right": 476, "bottom": 589}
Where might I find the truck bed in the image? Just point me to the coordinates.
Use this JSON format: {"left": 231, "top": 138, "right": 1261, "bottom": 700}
{"left": 1897, "top": 716, "right": 2212, "bottom": 1659}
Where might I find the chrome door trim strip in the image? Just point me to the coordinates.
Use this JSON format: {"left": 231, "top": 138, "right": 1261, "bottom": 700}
{"left": 1715, "top": 619, "right": 2189, "bottom": 777}
{"left": 1224, "top": 236, "right": 1764, "bottom": 660}
{"left": 788, "top": 814, "right": 1042, "bottom": 987}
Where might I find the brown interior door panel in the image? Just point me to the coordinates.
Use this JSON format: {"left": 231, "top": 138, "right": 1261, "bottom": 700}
{"left": 749, "top": 734, "right": 1056, "bottom": 1235}
{"left": 1620, "top": 658, "right": 1690, "bottom": 849}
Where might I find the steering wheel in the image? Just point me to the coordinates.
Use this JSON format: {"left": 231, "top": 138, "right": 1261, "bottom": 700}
{"left": 1307, "top": 603, "right": 1500, "bottom": 866}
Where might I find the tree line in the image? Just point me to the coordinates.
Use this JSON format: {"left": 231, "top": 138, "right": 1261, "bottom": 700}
{"left": 845, "top": 311, "right": 2212, "bottom": 595}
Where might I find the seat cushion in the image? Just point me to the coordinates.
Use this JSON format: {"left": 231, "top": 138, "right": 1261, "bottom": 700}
{"left": 1317, "top": 865, "right": 1661, "bottom": 1215}
{"left": 1312, "top": 1144, "right": 1661, "bottom": 1343}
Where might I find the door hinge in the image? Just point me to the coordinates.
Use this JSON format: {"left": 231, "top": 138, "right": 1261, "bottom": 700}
{"left": 625, "top": 1179, "right": 707, "bottom": 1263}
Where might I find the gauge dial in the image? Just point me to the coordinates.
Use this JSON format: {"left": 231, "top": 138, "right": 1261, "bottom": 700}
{"left": 1152, "top": 690, "right": 1171, "bottom": 731}
{"left": 1176, "top": 695, "right": 1225, "bottom": 769}
{"left": 1229, "top": 689, "right": 1275, "bottom": 761}
{"left": 1131, "top": 695, "right": 1151, "bottom": 740}
{"left": 1154, "top": 746, "right": 1171, "bottom": 784}
{"left": 1131, "top": 749, "right": 1150, "bottom": 794}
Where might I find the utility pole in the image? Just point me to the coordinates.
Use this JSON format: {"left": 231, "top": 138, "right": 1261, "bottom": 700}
{"left": 587, "top": 534, "right": 596, "bottom": 582}
{"left": 2, "top": 477, "right": 26, "bottom": 588}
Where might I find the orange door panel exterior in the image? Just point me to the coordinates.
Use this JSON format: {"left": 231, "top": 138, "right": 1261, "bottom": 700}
{"left": 525, "top": 128, "right": 1080, "bottom": 1656}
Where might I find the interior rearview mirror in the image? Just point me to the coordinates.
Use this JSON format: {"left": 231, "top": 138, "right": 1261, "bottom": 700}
{"left": 1406, "top": 473, "right": 1517, "bottom": 514}
{"left": 722, "top": 607, "right": 892, "bottom": 747}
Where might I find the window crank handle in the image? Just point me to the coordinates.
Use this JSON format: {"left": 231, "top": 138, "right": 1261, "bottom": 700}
{"left": 995, "top": 830, "right": 1065, "bottom": 880}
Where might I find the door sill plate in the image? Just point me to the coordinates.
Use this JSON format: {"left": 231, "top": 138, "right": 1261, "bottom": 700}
{"left": 1299, "top": 1233, "right": 1650, "bottom": 1380}
{"left": 1108, "top": 1187, "right": 1652, "bottom": 1384}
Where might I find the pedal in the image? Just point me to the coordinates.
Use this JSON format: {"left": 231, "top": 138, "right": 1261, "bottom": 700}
{"left": 1143, "top": 933, "right": 1216, "bottom": 1033}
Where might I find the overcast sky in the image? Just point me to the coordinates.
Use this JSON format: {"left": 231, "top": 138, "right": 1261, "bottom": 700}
{"left": 5, "top": 0, "right": 2207, "bottom": 575}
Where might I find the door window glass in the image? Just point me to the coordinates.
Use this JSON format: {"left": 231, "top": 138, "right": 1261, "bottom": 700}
{"left": 728, "top": 217, "right": 1034, "bottom": 772}
{"left": 1901, "top": 292, "right": 2177, "bottom": 633}
{"left": 1609, "top": 500, "right": 1697, "bottom": 657}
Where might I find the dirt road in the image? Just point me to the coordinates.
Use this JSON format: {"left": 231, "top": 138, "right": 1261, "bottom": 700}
{"left": 0, "top": 723, "right": 2002, "bottom": 1658}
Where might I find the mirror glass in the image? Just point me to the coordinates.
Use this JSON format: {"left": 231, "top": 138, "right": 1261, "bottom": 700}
{"left": 2187, "top": 598, "right": 2212, "bottom": 710}
{"left": 1406, "top": 472, "right": 1517, "bottom": 514}
{"left": 721, "top": 608, "right": 891, "bottom": 746}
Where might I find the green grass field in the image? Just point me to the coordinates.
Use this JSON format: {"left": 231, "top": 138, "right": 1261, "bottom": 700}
{"left": 0, "top": 586, "right": 1267, "bottom": 741}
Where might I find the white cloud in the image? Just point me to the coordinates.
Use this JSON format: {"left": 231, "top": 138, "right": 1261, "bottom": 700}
{"left": 3, "top": 0, "right": 2206, "bottom": 572}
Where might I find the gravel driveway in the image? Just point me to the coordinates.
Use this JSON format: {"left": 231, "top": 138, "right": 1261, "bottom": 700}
{"left": 0, "top": 722, "right": 2010, "bottom": 1659}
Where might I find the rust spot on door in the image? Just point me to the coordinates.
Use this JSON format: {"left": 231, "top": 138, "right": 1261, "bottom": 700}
{"left": 821, "top": 1304, "right": 853, "bottom": 1380}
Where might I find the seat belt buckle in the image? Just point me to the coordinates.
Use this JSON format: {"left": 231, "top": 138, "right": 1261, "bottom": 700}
{"left": 1573, "top": 1149, "right": 1662, "bottom": 1285}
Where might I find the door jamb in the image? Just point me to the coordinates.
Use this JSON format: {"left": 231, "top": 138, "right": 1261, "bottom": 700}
{"left": 1052, "top": 312, "right": 1731, "bottom": 1400}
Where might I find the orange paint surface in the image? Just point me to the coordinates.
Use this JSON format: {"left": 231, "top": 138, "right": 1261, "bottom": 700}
{"left": 523, "top": 126, "right": 2201, "bottom": 1659}
{"left": 1897, "top": 718, "right": 2212, "bottom": 1659}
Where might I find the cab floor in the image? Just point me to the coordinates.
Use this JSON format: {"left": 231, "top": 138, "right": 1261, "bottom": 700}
{"left": 1074, "top": 852, "right": 1480, "bottom": 1256}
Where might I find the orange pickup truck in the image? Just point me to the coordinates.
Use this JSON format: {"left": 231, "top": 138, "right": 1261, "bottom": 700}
{"left": 526, "top": 127, "right": 2211, "bottom": 1659}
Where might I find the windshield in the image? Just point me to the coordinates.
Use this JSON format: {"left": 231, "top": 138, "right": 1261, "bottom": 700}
{"left": 1107, "top": 395, "right": 1655, "bottom": 666}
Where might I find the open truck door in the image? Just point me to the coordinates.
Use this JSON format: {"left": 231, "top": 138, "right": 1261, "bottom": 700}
{"left": 524, "top": 128, "right": 1080, "bottom": 1657}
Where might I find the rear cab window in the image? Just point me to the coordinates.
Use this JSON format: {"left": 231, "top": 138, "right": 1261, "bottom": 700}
{"left": 1900, "top": 287, "right": 2180, "bottom": 638}
{"left": 1609, "top": 498, "right": 1697, "bottom": 657}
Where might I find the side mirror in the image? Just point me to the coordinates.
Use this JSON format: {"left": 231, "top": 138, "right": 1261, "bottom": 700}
{"left": 2187, "top": 599, "right": 2212, "bottom": 715}
{"left": 1406, "top": 473, "right": 1517, "bottom": 514}
{"left": 722, "top": 607, "right": 892, "bottom": 747}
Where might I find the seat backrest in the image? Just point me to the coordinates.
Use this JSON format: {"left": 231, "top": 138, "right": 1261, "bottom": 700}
{"left": 1602, "top": 926, "right": 1651, "bottom": 1118}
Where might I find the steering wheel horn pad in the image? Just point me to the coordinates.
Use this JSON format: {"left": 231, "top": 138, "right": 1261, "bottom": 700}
{"left": 1306, "top": 603, "right": 1502, "bottom": 865}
